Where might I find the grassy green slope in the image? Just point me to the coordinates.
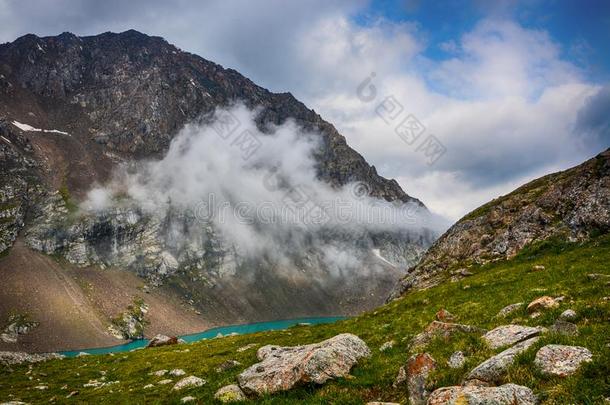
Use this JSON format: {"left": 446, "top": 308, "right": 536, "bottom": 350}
{"left": 1, "top": 235, "right": 609, "bottom": 404}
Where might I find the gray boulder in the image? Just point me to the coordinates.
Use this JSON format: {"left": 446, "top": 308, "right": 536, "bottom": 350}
{"left": 467, "top": 337, "right": 539, "bottom": 384}
{"left": 237, "top": 333, "right": 370, "bottom": 395}
{"left": 558, "top": 309, "right": 577, "bottom": 321}
{"left": 428, "top": 383, "right": 537, "bottom": 405}
{"left": 534, "top": 345, "right": 592, "bottom": 377}
{"left": 482, "top": 325, "right": 545, "bottom": 349}
{"left": 550, "top": 320, "right": 578, "bottom": 336}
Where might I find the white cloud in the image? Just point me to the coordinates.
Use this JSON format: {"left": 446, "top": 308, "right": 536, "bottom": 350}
{"left": 0, "top": 2, "right": 605, "bottom": 222}
{"left": 290, "top": 17, "right": 601, "bottom": 220}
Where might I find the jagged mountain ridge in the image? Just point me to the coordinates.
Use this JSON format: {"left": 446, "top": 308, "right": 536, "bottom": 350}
{"left": 0, "top": 29, "right": 420, "bottom": 203}
{"left": 388, "top": 148, "right": 610, "bottom": 300}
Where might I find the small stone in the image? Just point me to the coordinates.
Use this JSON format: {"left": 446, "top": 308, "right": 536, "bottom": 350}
{"left": 531, "top": 265, "right": 545, "bottom": 272}
{"left": 559, "top": 309, "right": 577, "bottom": 321}
{"left": 393, "top": 366, "right": 406, "bottom": 387}
{"left": 550, "top": 320, "right": 579, "bottom": 336}
{"left": 66, "top": 390, "right": 79, "bottom": 398}
{"left": 236, "top": 343, "right": 257, "bottom": 352}
{"left": 172, "top": 376, "right": 206, "bottom": 390}
{"left": 496, "top": 303, "right": 524, "bottom": 318}
{"left": 587, "top": 273, "right": 609, "bottom": 280}
{"left": 215, "top": 360, "right": 241, "bottom": 373}
{"left": 76, "top": 352, "right": 90, "bottom": 357}
{"left": 158, "top": 379, "right": 173, "bottom": 385}
{"left": 447, "top": 351, "right": 466, "bottom": 369}
{"left": 181, "top": 396, "right": 195, "bottom": 403}
{"left": 169, "top": 369, "right": 186, "bottom": 376}
{"left": 151, "top": 370, "right": 168, "bottom": 376}
{"left": 214, "top": 384, "right": 246, "bottom": 402}
{"left": 428, "top": 383, "right": 537, "bottom": 404}
{"left": 379, "top": 340, "right": 395, "bottom": 352}
{"left": 527, "top": 296, "right": 559, "bottom": 313}
{"left": 406, "top": 353, "right": 436, "bottom": 405}
{"left": 435, "top": 308, "right": 456, "bottom": 322}
{"left": 534, "top": 345, "right": 593, "bottom": 377}
{"left": 482, "top": 325, "right": 545, "bottom": 349}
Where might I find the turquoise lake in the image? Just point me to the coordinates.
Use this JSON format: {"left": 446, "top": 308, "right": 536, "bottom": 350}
{"left": 60, "top": 316, "right": 346, "bottom": 357}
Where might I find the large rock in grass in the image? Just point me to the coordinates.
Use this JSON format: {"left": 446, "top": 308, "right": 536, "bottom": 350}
{"left": 482, "top": 325, "right": 545, "bottom": 349}
{"left": 427, "top": 383, "right": 537, "bottom": 405}
{"left": 534, "top": 345, "right": 592, "bottom": 377}
{"left": 237, "top": 333, "right": 370, "bottom": 395}
{"left": 467, "top": 337, "right": 539, "bottom": 384}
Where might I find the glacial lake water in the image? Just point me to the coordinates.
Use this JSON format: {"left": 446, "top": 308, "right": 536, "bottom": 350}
{"left": 60, "top": 316, "right": 346, "bottom": 357}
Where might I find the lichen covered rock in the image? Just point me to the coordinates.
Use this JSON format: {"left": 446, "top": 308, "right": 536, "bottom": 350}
{"left": 467, "top": 337, "right": 539, "bottom": 384}
{"left": 534, "top": 344, "right": 593, "bottom": 377}
{"left": 214, "top": 384, "right": 246, "bottom": 402}
{"left": 237, "top": 333, "right": 370, "bottom": 395}
{"left": 406, "top": 353, "right": 436, "bottom": 405}
{"left": 482, "top": 324, "right": 545, "bottom": 349}
{"left": 427, "top": 383, "right": 537, "bottom": 405}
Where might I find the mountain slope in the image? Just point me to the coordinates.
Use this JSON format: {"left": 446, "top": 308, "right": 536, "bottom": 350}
{"left": 389, "top": 148, "right": 610, "bottom": 300}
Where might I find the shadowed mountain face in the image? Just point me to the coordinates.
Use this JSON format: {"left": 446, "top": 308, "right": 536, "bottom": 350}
{"left": 0, "top": 30, "right": 437, "bottom": 350}
{"left": 0, "top": 29, "right": 420, "bottom": 202}
{"left": 388, "top": 148, "right": 610, "bottom": 301}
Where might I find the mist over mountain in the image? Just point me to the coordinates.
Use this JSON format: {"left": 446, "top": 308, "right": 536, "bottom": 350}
{"left": 0, "top": 30, "right": 440, "bottom": 351}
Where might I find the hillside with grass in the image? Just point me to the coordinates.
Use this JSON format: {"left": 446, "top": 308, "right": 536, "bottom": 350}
{"left": 1, "top": 233, "right": 608, "bottom": 404}
{"left": 389, "top": 149, "right": 610, "bottom": 300}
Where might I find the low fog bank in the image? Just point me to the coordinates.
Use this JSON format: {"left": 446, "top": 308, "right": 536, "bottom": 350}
{"left": 82, "top": 105, "right": 448, "bottom": 273}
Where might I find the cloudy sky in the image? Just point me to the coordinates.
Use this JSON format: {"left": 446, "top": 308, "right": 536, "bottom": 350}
{"left": 1, "top": 0, "right": 609, "bottom": 220}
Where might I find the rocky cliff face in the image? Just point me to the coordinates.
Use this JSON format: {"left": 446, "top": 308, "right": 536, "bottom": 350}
{"left": 0, "top": 30, "right": 434, "bottom": 323}
{"left": 388, "top": 149, "right": 610, "bottom": 300}
{"left": 0, "top": 30, "right": 419, "bottom": 203}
